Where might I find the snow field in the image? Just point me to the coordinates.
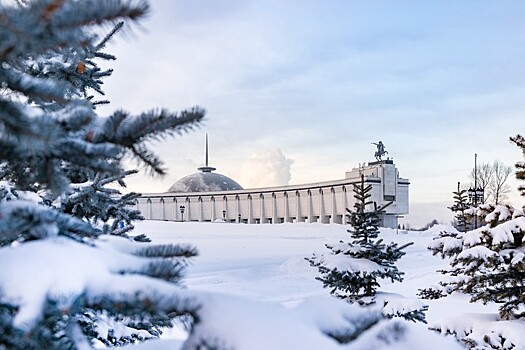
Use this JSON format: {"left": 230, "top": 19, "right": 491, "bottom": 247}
{"left": 129, "top": 221, "right": 505, "bottom": 349}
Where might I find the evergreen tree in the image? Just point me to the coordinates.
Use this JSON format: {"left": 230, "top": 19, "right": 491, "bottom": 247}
{"left": 511, "top": 134, "right": 525, "bottom": 197}
{"left": 430, "top": 145, "right": 525, "bottom": 320}
{"left": 450, "top": 182, "right": 470, "bottom": 233}
{"left": 428, "top": 183, "right": 471, "bottom": 259}
{"left": 0, "top": 1, "right": 205, "bottom": 348}
{"left": 308, "top": 175, "right": 412, "bottom": 298}
{"left": 439, "top": 209, "right": 525, "bottom": 319}
{"left": 60, "top": 170, "right": 145, "bottom": 239}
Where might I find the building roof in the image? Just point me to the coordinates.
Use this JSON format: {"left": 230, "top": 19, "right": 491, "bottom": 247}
{"left": 167, "top": 171, "right": 243, "bottom": 193}
{"left": 166, "top": 134, "right": 244, "bottom": 193}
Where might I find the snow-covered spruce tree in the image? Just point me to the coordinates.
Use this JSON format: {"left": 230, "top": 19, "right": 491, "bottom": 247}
{"left": 426, "top": 137, "right": 525, "bottom": 348}
{"left": 307, "top": 175, "right": 424, "bottom": 321}
{"left": 438, "top": 206, "right": 522, "bottom": 292}
{"left": 4, "top": 15, "right": 148, "bottom": 241}
{"left": 450, "top": 182, "right": 470, "bottom": 233}
{"left": 0, "top": 1, "right": 205, "bottom": 348}
{"left": 428, "top": 183, "right": 472, "bottom": 260}
{"left": 430, "top": 202, "right": 521, "bottom": 262}
{"left": 511, "top": 134, "right": 525, "bottom": 197}
{"left": 429, "top": 187, "right": 525, "bottom": 319}
{"left": 60, "top": 170, "right": 147, "bottom": 240}
{"left": 429, "top": 208, "right": 525, "bottom": 348}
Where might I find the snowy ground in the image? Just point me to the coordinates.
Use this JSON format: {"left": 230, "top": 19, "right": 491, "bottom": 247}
{"left": 129, "top": 220, "right": 503, "bottom": 348}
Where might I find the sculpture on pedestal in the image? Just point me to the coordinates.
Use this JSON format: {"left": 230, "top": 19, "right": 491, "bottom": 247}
{"left": 372, "top": 141, "right": 388, "bottom": 161}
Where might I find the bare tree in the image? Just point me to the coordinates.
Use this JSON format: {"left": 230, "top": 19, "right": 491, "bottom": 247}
{"left": 469, "top": 160, "right": 513, "bottom": 204}
{"left": 469, "top": 162, "right": 494, "bottom": 203}
{"left": 489, "top": 160, "right": 512, "bottom": 204}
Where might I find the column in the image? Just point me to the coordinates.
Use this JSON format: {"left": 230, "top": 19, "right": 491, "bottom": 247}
{"left": 211, "top": 196, "right": 216, "bottom": 221}
{"left": 198, "top": 197, "right": 203, "bottom": 222}
{"left": 160, "top": 198, "right": 165, "bottom": 220}
{"left": 307, "top": 190, "right": 313, "bottom": 223}
{"left": 330, "top": 187, "right": 336, "bottom": 224}
{"left": 342, "top": 186, "right": 348, "bottom": 225}
{"left": 248, "top": 195, "right": 254, "bottom": 224}
{"left": 318, "top": 189, "right": 325, "bottom": 223}
{"left": 296, "top": 191, "right": 304, "bottom": 222}
{"left": 259, "top": 194, "right": 266, "bottom": 223}
{"left": 147, "top": 198, "right": 152, "bottom": 220}
{"left": 284, "top": 192, "right": 290, "bottom": 223}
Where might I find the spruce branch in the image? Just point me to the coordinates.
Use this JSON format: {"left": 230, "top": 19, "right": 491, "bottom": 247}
{"left": 44, "top": 0, "right": 149, "bottom": 29}
{"left": 95, "top": 21, "right": 124, "bottom": 52}
{"left": 135, "top": 244, "right": 199, "bottom": 259}
{"left": 98, "top": 107, "right": 205, "bottom": 175}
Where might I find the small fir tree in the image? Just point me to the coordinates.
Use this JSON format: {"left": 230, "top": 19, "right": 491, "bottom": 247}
{"left": 450, "top": 182, "right": 470, "bottom": 233}
{"left": 428, "top": 183, "right": 471, "bottom": 259}
{"left": 511, "top": 134, "right": 525, "bottom": 197}
{"left": 428, "top": 137, "right": 525, "bottom": 320}
{"left": 428, "top": 162, "right": 525, "bottom": 343}
{"left": 433, "top": 208, "right": 525, "bottom": 320}
{"left": 308, "top": 175, "right": 412, "bottom": 298}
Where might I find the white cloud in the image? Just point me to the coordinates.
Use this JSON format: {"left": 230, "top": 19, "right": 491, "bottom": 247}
{"left": 238, "top": 149, "right": 294, "bottom": 189}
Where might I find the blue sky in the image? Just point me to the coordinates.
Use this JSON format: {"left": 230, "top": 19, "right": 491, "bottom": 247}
{"left": 99, "top": 0, "right": 525, "bottom": 226}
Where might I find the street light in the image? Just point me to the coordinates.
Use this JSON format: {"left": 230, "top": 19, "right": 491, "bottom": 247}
{"left": 222, "top": 209, "right": 226, "bottom": 221}
{"left": 467, "top": 188, "right": 475, "bottom": 204}
{"left": 179, "top": 205, "right": 185, "bottom": 222}
{"left": 467, "top": 187, "right": 484, "bottom": 205}
{"left": 476, "top": 188, "right": 484, "bottom": 203}
{"left": 468, "top": 153, "right": 485, "bottom": 229}
{"left": 467, "top": 186, "right": 484, "bottom": 229}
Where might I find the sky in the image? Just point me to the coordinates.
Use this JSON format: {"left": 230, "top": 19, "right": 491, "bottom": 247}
{"left": 98, "top": 0, "right": 525, "bottom": 227}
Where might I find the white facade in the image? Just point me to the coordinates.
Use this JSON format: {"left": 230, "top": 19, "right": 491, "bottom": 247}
{"left": 136, "top": 160, "right": 409, "bottom": 228}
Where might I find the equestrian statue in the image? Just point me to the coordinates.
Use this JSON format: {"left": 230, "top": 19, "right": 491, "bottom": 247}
{"left": 372, "top": 141, "right": 388, "bottom": 161}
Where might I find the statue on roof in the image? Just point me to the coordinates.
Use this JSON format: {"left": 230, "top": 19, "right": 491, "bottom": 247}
{"left": 372, "top": 141, "right": 388, "bottom": 161}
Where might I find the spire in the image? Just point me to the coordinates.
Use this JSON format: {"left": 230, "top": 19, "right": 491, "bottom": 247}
{"left": 198, "top": 133, "right": 216, "bottom": 173}
{"left": 205, "top": 133, "right": 209, "bottom": 167}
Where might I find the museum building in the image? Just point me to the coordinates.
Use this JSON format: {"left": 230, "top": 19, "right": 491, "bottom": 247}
{"left": 136, "top": 141, "right": 409, "bottom": 228}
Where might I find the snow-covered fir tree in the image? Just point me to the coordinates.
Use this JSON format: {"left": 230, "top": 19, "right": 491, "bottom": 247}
{"left": 428, "top": 183, "right": 473, "bottom": 260}
{"left": 429, "top": 204, "right": 525, "bottom": 348}
{"left": 511, "top": 134, "right": 525, "bottom": 197}
{"left": 428, "top": 137, "right": 525, "bottom": 321}
{"left": 438, "top": 205, "right": 524, "bottom": 315}
{"left": 307, "top": 175, "right": 426, "bottom": 322}
{"left": 0, "top": 1, "right": 206, "bottom": 348}
{"left": 308, "top": 175, "right": 411, "bottom": 297}
{"left": 450, "top": 182, "right": 470, "bottom": 233}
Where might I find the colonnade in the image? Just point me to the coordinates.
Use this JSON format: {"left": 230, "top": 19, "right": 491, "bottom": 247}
{"left": 139, "top": 185, "right": 350, "bottom": 224}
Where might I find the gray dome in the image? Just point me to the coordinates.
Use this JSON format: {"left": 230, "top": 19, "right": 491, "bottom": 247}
{"left": 167, "top": 171, "right": 243, "bottom": 193}
{"left": 168, "top": 134, "right": 243, "bottom": 193}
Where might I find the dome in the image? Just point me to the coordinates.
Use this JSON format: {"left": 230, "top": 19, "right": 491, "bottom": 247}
{"left": 166, "top": 134, "right": 243, "bottom": 193}
{"left": 167, "top": 171, "right": 243, "bottom": 193}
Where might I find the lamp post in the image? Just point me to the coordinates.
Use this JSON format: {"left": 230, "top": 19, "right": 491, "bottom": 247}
{"left": 476, "top": 188, "right": 484, "bottom": 203}
{"left": 474, "top": 153, "right": 478, "bottom": 207}
{"left": 468, "top": 153, "right": 484, "bottom": 229}
{"left": 179, "top": 205, "right": 185, "bottom": 222}
{"left": 467, "top": 187, "right": 475, "bottom": 205}
{"left": 222, "top": 209, "right": 226, "bottom": 221}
